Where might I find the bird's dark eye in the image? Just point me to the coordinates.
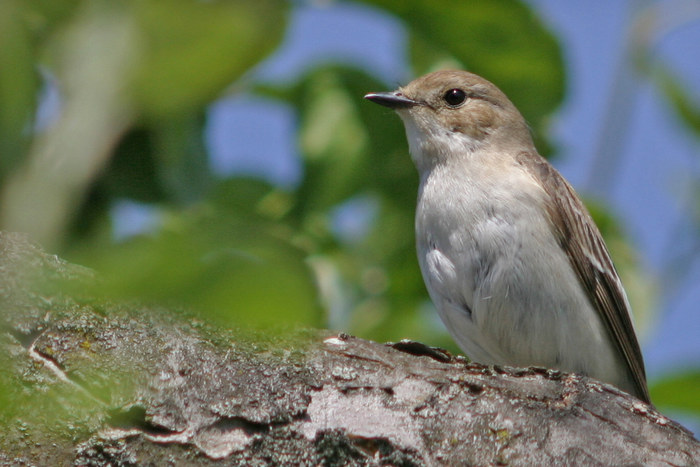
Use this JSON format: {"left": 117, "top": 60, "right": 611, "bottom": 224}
{"left": 443, "top": 88, "right": 467, "bottom": 107}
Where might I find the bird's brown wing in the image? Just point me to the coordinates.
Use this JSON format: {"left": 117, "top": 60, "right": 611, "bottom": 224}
{"left": 517, "top": 152, "right": 650, "bottom": 403}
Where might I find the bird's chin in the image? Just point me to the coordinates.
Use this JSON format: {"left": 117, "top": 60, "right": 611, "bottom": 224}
{"left": 401, "top": 116, "right": 429, "bottom": 164}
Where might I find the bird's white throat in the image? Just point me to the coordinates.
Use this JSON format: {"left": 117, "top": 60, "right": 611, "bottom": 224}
{"left": 399, "top": 111, "right": 481, "bottom": 172}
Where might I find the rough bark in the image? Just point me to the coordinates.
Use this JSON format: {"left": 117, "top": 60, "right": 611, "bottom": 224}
{"left": 0, "top": 232, "right": 698, "bottom": 466}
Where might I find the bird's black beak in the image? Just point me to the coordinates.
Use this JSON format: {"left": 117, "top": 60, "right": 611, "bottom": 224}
{"left": 364, "top": 91, "right": 419, "bottom": 109}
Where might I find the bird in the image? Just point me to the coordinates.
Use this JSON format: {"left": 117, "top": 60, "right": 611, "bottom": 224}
{"left": 364, "top": 70, "right": 650, "bottom": 403}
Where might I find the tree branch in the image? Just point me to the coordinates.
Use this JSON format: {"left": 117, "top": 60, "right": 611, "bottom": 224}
{"left": 0, "top": 232, "right": 697, "bottom": 465}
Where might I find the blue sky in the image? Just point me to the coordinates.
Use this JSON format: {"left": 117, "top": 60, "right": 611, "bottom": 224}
{"left": 204, "top": 0, "right": 700, "bottom": 381}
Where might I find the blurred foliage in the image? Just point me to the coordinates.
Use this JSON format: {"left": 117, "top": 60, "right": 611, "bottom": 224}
{"left": 0, "top": 0, "right": 566, "bottom": 340}
{"left": 0, "top": 0, "right": 698, "bottom": 427}
{"left": 650, "top": 371, "right": 700, "bottom": 417}
{"left": 360, "top": 0, "right": 564, "bottom": 155}
{"left": 654, "top": 68, "right": 700, "bottom": 136}
{"left": 70, "top": 178, "right": 322, "bottom": 329}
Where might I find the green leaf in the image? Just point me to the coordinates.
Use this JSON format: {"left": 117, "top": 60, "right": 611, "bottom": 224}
{"left": 152, "top": 113, "right": 212, "bottom": 203}
{"left": 0, "top": 0, "right": 40, "bottom": 178}
{"left": 69, "top": 178, "right": 323, "bottom": 331}
{"left": 261, "top": 66, "right": 416, "bottom": 216}
{"left": 133, "top": 0, "right": 289, "bottom": 118}
{"left": 650, "top": 371, "right": 700, "bottom": 416}
{"left": 283, "top": 68, "right": 375, "bottom": 214}
{"left": 652, "top": 66, "right": 700, "bottom": 137}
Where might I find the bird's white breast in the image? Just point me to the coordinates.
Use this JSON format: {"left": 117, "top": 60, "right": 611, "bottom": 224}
{"left": 413, "top": 150, "right": 624, "bottom": 386}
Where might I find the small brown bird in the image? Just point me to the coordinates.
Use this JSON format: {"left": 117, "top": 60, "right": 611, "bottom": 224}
{"left": 365, "top": 70, "right": 650, "bottom": 403}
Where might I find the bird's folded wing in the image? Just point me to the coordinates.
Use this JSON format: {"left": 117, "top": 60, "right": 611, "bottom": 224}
{"left": 516, "top": 151, "right": 650, "bottom": 403}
